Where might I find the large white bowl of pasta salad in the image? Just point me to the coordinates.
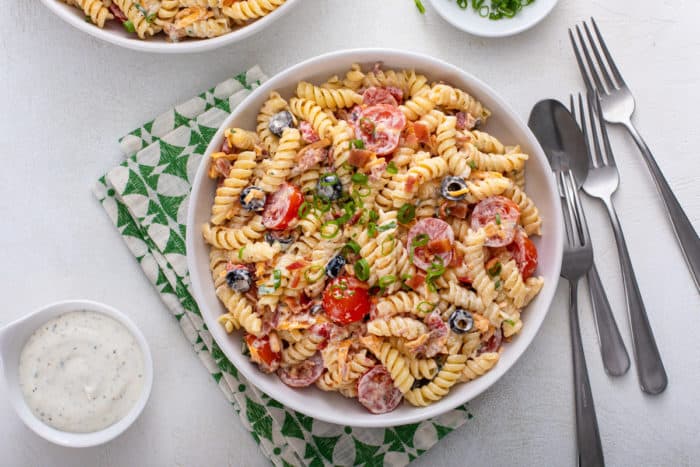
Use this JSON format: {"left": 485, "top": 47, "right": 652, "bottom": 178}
{"left": 186, "top": 49, "right": 563, "bottom": 427}
{"left": 40, "top": 0, "right": 299, "bottom": 53}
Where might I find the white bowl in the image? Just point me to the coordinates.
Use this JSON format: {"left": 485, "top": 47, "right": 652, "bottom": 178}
{"left": 186, "top": 49, "right": 563, "bottom": 428}
{"left": 0, "top": 300, "right": 154, "bottom": 447}
{"left": 426, "top": 0, "right": 558, "bottom": 38}
{"left": 39, "top": 0, "right": 300, "bottom": 54}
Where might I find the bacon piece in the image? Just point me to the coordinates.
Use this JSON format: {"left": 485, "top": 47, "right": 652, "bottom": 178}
{"left": 299, "top": 121, "right": 320, "bottom": 144}
{"left": 456, "top": 111, "right": 478, "bottom": 131}
{"left": 439, "top": 201, "right": 469, "bottom": 220}
{"left": 109, "top": 3, "right": 127, "bottom": 22}
{"left": 385, "top": 86, "right": 404, "bottom": 104}
{"left": 428, "top": 238, "right": 452, "bottom": 254}
{"left": 404, "top": 272, "right": 426, "bottom": 290}
{"left": 286, "top": 260, "right": 308, "bottom": 271}
{"left": 404, "top": 174, "right": 419, "bottom": 193}
{"left": 290, "top": 139, "right": 330, "bottom": 177}
{"left": 413, "top": 121, "right": 431, "bottom": 144}
{"left": 348, "top": 148, "right": 375, "bottom": 168}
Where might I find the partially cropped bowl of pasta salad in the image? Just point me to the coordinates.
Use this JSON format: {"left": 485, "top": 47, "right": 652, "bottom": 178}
{"left": 187, "top": 50, "right": 563, "bottom": 427}
{"left": 41, "top": 0, "right": 298, "bottom": 52}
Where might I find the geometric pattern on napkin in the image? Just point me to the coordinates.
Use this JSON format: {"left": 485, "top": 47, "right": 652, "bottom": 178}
{"left": 93, "top": 67, "right": 473, "bottom": 467}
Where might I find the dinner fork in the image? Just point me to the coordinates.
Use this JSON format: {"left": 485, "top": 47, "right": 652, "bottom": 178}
{"left": 572, "top": 93, "right": 666, "bottom": 395}
{"left": 569, "top": 18, "right": 700, "bottom": 292}
{"left": 559, "top": 168, "right": 605, "bottom": 467}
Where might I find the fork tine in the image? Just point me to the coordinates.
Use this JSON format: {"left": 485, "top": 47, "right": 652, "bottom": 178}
{"left": 577, "top": 93, "right": 600, "bottom": 169}
{"left": 568, "top": 28, "right": 595, "bottom": 94}
{"left": 583, "top": 21, "right": 617, "bottom": 91}
{"left": 558, "top": 171, "right": 577, "bottom": 247}
{"left": 569, "top": 94, "right": 575, "bottom": 114}
{"left": 592, "top": 90, "right": 617, "bottom": 168}
{"left": 591, "top": 17, "right": 627, "bottom": 87}
{"left": 575, "top": 25, "right": 607, "bottom": 94}
{"left": 566, "top": 170, "right": 592, "bottom": 247}
{"left": 584, "top": 92, "right": 605, "bottom": 168}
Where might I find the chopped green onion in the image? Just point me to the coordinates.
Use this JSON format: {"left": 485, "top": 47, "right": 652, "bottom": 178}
{"left": 417, "top": 301, "right": 436, "bottom": 315}
{"left": 123, "top": 20, "right": 136, "bottom": 33}
{"left": 494, "top": 279, "right": 502, "bottom": 290}
{"left": 378, "top": 275, "right": 397, "bottom": 291}
{"left": 272, "top": 269, "right": 282, "bottom": 289}
{"left": 414, "top": 0, "right": 426, "bottom": 13}
{"left": 378, "top": 221, "right": 397, "bottom": 232}
{"left": 238, "top": 246, "right": 246, "bottom": 260}
{"left": 386, "top": 162, "right": 398, "bottom": 174}
{"left": 298, "top": 201, "right": 312, "bottom": 219}
{"left": 409, "top": 233, "right": 430, "bottom": 262}
{"left": 344, "top": 239, "right": 361, "bottom": 255}
{"left": 381, "top": 236, "right": 396, "bottom": 256}
{"left": 313, "top": 194, "right": 332, "bottom": 212}
{"left": 425, "top": 256, "right": 445, "bottom": 292}
{"left": 146, "top": 12, "right": 157, "bottom": 23}
{"left": 369, "top": 210, "right": 379, "bottom": 222}
{"left": 367, "top": 222, "right": 378, "bottom": 238}
{"left": 320, "top": 221, "right": 341, "bottom": 239}
{"left": 355, "top": 185, "right": 371, "bottom": 198}
{"left": 352, "top": 172, "right": 369, "bottom": 185}
{"left": 354, "top": 259, "right": 370, "bottom": 281}
{"left": 350, "top": 139, "right": 365, "bottom": 150}
{"left": 397, "top": 203, "right": 416, "bottom": 224}
{"left": 303, "top": 265, "right": 324, "bottom": 283}
{"left": 359, "top": 117, "right": 376, "bottom": 138}
{"left": 468, "top": 160, "right": 477, "bottom": 169}
{"left": 495, "top": 213, "right": 501, "bottom": 225}
{"left": 488, "top": 261, "right": 502, "bottom": 277}
{"left": 504, "top": 319, "right": 517, "bottom": 326}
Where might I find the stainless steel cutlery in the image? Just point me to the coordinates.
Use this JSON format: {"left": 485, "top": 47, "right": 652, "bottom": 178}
{"left": 570, "top": 17, "right": 700, "bottom": 292}
{"left": 529, "top": 100, "right": 630, "bottom": 377}
{"left": 570, "top": 92, "right": 667, "bottom": 394}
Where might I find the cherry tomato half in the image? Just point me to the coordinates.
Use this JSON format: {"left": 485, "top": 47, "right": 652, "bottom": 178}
{"left": 507, "top": 229, "right": 538, "bottom": 279}
{"left": 322, "top": 276, "right": 371, "bottom": 325}
{"left": 262, "top": 183, "right": 303, "bottom": 230}
{"left": 470, "top": 196, "right": 521, "bottom": 247}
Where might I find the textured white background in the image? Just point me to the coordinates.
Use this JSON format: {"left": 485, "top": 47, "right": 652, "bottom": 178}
{"left": 1, "top": 0, "right": 699, "bottom": 465}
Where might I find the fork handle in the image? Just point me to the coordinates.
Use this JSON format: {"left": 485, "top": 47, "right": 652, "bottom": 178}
{"left": 568, "top": 280, "right": 605, "bottom": 467}
{"left": 586, "top": 265, "right": 630, "bottom": 376}
{"left": 622, "top": 119, "right": 700, "bottom": 292}
{"left": 602, "top": 197, "right": 668, "bottom": 394}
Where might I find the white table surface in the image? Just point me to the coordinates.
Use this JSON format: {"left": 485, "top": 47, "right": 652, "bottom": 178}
{"left": 2, "top": 1, "right": 699, "bottom": 465}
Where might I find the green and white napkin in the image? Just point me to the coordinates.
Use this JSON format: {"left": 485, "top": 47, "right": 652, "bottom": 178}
{"left": 93, "top": 67, "right": 474, "bottom": 466}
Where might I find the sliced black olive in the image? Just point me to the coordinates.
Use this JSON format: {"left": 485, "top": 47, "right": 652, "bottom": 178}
{"left": 268, "top": 110, "right": 295, "bottom": 137}
{"left": 325, "top": 254, "right": 346, "bottom": 279}
{"left": 440, "top": 176, "right": 468, "bottom": 201}
{"left": 240, "top": 186, "right": 266, "bottom": 212}
{"left": 317, "top": 173, "right": 343, "bottom": 201}
{"left": 264, "top": 231, "right": 296, "bottom": 250}
{"left": 448, "top": 308, "right": 474, "bottom": 334}
{"left": 226, "top": 267, "right": 253, "bottom": 293}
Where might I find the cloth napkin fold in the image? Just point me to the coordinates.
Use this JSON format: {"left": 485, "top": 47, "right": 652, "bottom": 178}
{"left": 93, "top": 67, "right": 474, "bottom": 466}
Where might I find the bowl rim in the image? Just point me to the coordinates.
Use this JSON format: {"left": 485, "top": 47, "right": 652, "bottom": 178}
{"left": 425, "top": 0, "right": 559, "bottom": 38}
{"left": 0, "top": 299, "right": 154, "bottom": 447}
{"left": 186, "top": 48, "right": 563, "bottom": 427}
{"left": 38, "top": 0, "right": 300, "bottom": 54}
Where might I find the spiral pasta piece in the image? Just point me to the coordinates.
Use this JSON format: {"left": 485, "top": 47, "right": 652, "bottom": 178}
{"left": 215, "top": 285, "right": 262, "bottom": 336}
{"left": 202, "top": 215, "right": 266, "bottom": 250}
{"left": 375, "top": 291, "right": 432, "bottom": 318}
{"left": 289, "top": 98, "right": 334, "bottom": 140}
{"left": 404, "top": 354, "right": 467, "bottom": 406}
{"left": 406, "top": 155, "right": 448, "bottom": 192}
{"left": 502, "top": 182, "right": 543, "bottom": 236}
{"left": 259, "top": 128, "right": 301, "bottom": 193}
{"left": 470, "top": 130, "right": 505, "bottom": 154}
{"left": 466, "top": 143, "right": 528, "bottom": 173}
{"left": 407, "top": 356, "right": 439, "bottom": 380}
{"left": 399, "top": 90, "right": 435, "bottom": 121}
{"left": 430, "top": 84, "right": 491, "bottom": 122}
{"left": 75, "top": 0, "right": 113, "bottom": 27}
{"left": 113, "top": 0, "right": 157, "bottom": 38}
{"left": 296, "top": 82, "right": 362, "bottom": 111}
{"left": 256, "top": 92, "right": 289, "bottom": 155}
{"left": 465, "top": 229, "right": 498, "bottom": 306}
{"left": 282, "top": 331, "right": 325, "bottom": 366}
{"left": 460, "top": 352, "right": 500, "bottom": 382}
{"left": 210, "top": 151, "right": 256, "bottom": 224}
{"left": 361, "top": 336, "right": 414, "bottom": 394}
{"left": 223, "top": 0, "right": 285, "bottom": 25}
{"left": 367, "top": 317, "right": 428, "bottom": 340}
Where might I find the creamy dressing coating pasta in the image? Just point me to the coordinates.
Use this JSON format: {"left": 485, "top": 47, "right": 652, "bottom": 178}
{"left": 58, "top": 0, "right": 285, "bottom": 41}
{"left": 202, "top": 64, "right": 545, "bottom": 412}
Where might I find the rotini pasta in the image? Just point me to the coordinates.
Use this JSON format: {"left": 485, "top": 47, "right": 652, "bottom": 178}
{"left": 202, "top": 64, "right": 545, "bottom": 414}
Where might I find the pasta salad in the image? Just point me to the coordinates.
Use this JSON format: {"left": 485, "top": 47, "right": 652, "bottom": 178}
{"left": 60, "top": 0, "right": 285, "bottom": 41}
{"left": 202, "top": 63, "right": 544, "bottom": 413}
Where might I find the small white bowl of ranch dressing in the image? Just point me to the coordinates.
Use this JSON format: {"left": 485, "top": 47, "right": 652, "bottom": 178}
{"left": 0, "top": 299, "right": 153, "bottom": 447}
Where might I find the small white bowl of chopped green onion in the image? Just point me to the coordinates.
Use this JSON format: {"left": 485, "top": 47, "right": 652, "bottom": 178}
{"left": 420, "top": 0, "right": 558, "bottom": 38}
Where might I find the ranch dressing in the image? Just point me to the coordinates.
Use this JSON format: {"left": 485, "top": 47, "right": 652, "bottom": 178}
{"left": 18, "top": 310, "right": 144, "bottom": 433}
